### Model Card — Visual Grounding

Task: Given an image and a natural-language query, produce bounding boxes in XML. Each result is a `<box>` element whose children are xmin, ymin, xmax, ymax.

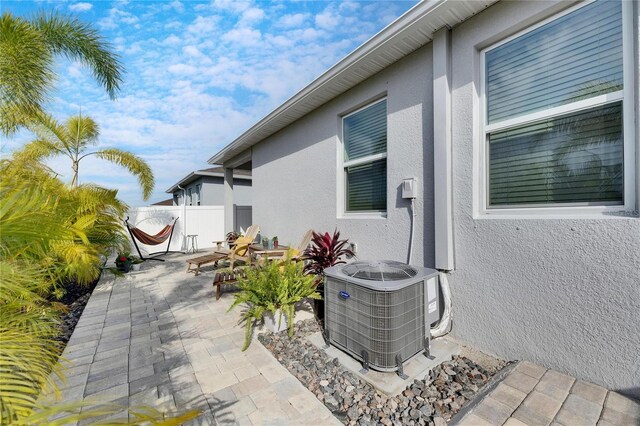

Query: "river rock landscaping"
<box><xmin>258</xmin><ymin>319</ymin><xmax>509</xmax><ymax>425</ymax></box>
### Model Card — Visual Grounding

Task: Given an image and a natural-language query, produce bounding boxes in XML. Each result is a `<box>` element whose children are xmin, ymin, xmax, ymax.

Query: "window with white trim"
<box><xmin>195</xmin><ymin>184</ymin><xmax>201</xmax><ymax>206</ymax></box>
<box><xmin>481</xmin><ymin>0</ymin><xmax>634</xmax><ymax>211</ymax></box>
<box><xmin>342</xmin><ymin>99</ymin><xmax>387</xmax><ymax>213</ymax></box>
<box><xmin>187</xmin><ymin>188</ymin><xmax>192</xmax><ymax>206</ymax></box>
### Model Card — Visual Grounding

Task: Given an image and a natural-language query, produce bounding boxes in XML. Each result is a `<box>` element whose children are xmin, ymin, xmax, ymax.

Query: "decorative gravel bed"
<box><xmin>258</xmin><ymin>319</ymin><xmax>509</xmax><ymax>425</ymax></box>
<box><xmin>52</xmin><ymin>273</ymin><xmax>102</xmax><ymax>344</ymax></box>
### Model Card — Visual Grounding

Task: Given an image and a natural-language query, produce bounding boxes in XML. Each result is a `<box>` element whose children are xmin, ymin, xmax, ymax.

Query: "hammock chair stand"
<box><xmin>125</xmin><ymin>217</ymin><xmax>180</xmax><ymax>262</ymax></box>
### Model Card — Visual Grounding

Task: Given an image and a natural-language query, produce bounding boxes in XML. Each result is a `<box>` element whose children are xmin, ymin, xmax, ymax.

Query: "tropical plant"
<box><xmin>18</xmin><ymin>112</ymin><xmax>154</xmax><ymax>200</ymax></box>
<box><xmin>0</xmin><ymin>10</ymin><xmax>124</xmax><ymax>135</ymax></box>
<box><xmin>228</xmin><ymin>253</ymin><xmax>321</xmax><ymax>350</ymax></box>
<box><xmin>303</xmin><ymin>230</ymin><xmax>354</xmax><ymax>278</ymax></box>
<box><xmin>0</xmin><ymin>158</ymin><xmax>197</xmax><ymax>424</ymax></box>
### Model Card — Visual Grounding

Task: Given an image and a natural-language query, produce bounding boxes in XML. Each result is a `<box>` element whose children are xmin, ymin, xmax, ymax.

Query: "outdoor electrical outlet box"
<box><xmin>402</xmin><ymin>178</ymin><xmax>418</xmax><ymax>199</ymax></box>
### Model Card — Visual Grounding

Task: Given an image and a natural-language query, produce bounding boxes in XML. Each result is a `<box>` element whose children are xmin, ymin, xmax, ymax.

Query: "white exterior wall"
<box><xmin>252</xmin><ymin>47</ymin><xmax>434</xmax><ymax>262</ymax></box>
<box><xmin>126</xmin><ymin>206</ymin><xmax>225</xmax><ymax>253</ymax></box>
<box><xmin>448</xmin><ymin>0</ymin><xmax>640</xmax><ymax>396</ymax></box>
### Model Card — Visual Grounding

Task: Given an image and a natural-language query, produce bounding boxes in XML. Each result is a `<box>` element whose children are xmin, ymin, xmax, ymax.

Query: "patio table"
<box><xmin>248</xmin><ymin>244</ymin><xmax>290</xmax><ymax>264</ymax></box>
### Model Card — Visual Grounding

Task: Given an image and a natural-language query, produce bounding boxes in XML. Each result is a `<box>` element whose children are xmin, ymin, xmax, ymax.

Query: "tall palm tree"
<box><xmin>0</xmin><ymin>11</ymin><xmax>124</xmax><ymax>135</ymax></box>
<box><xmin>21</xmin><ymin>112</ymin><xmax>155</xmax><ymax>200</ymax></box>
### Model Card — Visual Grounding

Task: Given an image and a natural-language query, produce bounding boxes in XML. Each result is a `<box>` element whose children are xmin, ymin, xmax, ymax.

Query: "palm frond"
<box><xmin>94</xmin><ymin>148</ymin><xmax>155</xmax><ymax>200</ymax></box>
<box><xmin>0</xmin><ymin>12</ymin><xmax>53</xmax><ymax>135</ymax></box>
<box><xmin>66</xmin><ymin>114</ymin><xmax>99</xmax><ymax>149</ymax></box>
<box><xmin>31</xmin><ymin>10</ymin><xmax>124</xmax><ymax>99</ymax></box>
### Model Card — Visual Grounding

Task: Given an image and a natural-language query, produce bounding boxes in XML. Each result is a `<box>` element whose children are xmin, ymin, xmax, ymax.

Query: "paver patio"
<box><xmin>458</xmin><ymin>361</ymin><xmax>640</xmax><ymax>426</ymax></box>
<box><xmin>47</xmin><ymin>253</ymin><xmax>339</xmax><ymax>425</ymax></box>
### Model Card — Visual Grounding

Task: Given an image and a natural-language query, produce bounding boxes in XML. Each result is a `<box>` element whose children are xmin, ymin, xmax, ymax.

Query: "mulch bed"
<box><xmin>259</xmin><ymin>319</ymin><xmax>509</xmax><ymax>425</ymax></box>
<box><xmin>50</xmin><ymin>273</ymin><xmax>102</xmax><ymax>344</ymax></box>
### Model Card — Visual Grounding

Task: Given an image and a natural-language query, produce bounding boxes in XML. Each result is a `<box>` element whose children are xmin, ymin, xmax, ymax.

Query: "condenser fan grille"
<box><xmin>342</xmin><ymin>260</ymin><xmax>417</xmax><ymax>281</ymax></box>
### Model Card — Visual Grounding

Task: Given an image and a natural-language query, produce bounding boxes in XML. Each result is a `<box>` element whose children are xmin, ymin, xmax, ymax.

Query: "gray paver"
<box><xmin>571</xmin><ymin>380</ymin><xmax>608</xmax><ymax>405</ymax></box>
<box><xmin>472</xmin><ymin>396</ymin><xmax>513</xmax><ymax>425</ymax></box>
<box><xmin>503</xmin><ymin>370</ymin><xmax>540</xmax><ymax>394</ymax></box>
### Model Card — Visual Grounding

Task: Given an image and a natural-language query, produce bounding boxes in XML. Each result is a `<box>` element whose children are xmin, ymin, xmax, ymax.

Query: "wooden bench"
<box><xmin>212</xmin><ymin>268</ymin><xmax>247</xmax><ymax>300</ymax></box>
<box><xmin>186</xmin><ymin>252</ymin><xmax>227</xmax><ymax>275</ymax></box>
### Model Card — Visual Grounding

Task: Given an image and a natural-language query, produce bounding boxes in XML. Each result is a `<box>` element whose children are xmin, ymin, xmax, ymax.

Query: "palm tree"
<box><xmin>0</xmin><ymin>11</ymin><xmax>124</xmax><ymax>135</ymax></box>
<box><xmin>21</xmin><ymin>112</ymin><xmax>155</xmax><ymax>200</ymax></box>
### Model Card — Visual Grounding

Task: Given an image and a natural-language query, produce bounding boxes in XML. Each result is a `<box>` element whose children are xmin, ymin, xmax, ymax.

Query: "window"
<box><xmin>342</xmin><ymin>99</ymin><xmax>387</xmax><ymax>214</ymax></box>
<box><xmin>187</xmin><ymin>188</ymin><xmax>192</xmax><ymax>206</ymax></box>
<box><xmin>195</xmin><ymin>184</ymin><xmax>201</xmax><ymax>206</ymax></box>
<box><xmin>481</xmin><ymin>0</ymin><xmax>634</xmax><ymax>213</ymax></box>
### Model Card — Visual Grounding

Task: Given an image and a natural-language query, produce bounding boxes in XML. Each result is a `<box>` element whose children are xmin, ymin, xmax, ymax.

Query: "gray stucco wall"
<box><xmin>172</xmin><ymin>176</ymin><xmax>252</xmax><ymax>206</ymax></box>
<box><xmin>449</xmin><ymin>0</ymin><xmax>640</xmax><ymax>397</ymax></box>
<box><xmin>244</xmin><ymin>0</ymin><xmax>639</xmax><ymax>397</ymax></box>
<box><xmin>251</xmin><ymin>47</ymin><xmax>434</xmax><ymax>263</ymax></box>
<box><xmin>201</xmin><ymin>176</ymin><xmax>252</xmax><ymax>207</ymax></box>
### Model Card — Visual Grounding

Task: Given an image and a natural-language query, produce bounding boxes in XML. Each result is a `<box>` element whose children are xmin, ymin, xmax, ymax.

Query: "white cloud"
<box><xmin>222</xmin><ymin>27</ymin><xmax>261</xmax><ymax>46</ymax></box>
<box><xmin>98</xmin><ymin>7</ymin><xmax>140</xmax><ymax>30</ymax></box>
<box><xmin>169</xmin><ymin>0</ymin><xmax>184</xmax><ymax>13</ymax></box>
<box><xmin>168</xmin><ymin>64</ymin><xmax>198</xmax><ymax>76</ymax></box>
<box><xmin>277</xmin><ymin>13</ymin><xmax>308</xmax><ymax>28</ymax></box>
<box><xmin>182</xmin><ymin>45</ymin><xmax>201</xmax><ymax>57</ymax></box>
<box><xmin>67</xmin><ymin>64</ymin><xmax>84</xmax><ymax>78</ymax></box>
<box><xmin>211</xmin><ymin>0</ymin><xmax>250</xmax><ymax>14</ymax></box>
<box><xmin>162</xmin><ymin>35</ymin><xmax>182</xmax><ymax>46</ymax></box>
<box><xmin>187</xmin><ymin>15</ymin><xmax>219</xmax><ymax>34</ymax></box>
<box><xmin>69</xmin><ymin>2</ymin><xmax>93</xmax><ymax>12</ymax></box>
<box><xmin>239</xmin><ymin>7</ymin><xmax>265</xmax><ymax>26</ymax></box>
<box><xmin>315</xmin><ymin>11</ymin><xmax>339</xmax><ymax>30</ymax></box>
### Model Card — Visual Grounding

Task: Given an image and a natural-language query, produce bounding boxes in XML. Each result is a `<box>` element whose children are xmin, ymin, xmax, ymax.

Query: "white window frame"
<box><xmin>187</xmin><ymin>188</ymin><xmax>193</xmax><ymax>206</ymax></box>
<box><xmin>195</xmin><ymin>184</ymin><xmax>201</xmax><ymax>206</ymax></box>
<box><xmin>337</xmin><ymin>97</ymin><xmax>388</xmax><ymax>219</ymax></box>
<box><xmin>476</xmin><ymin>0</ymin><xmax>636</xmax><ymax>219</ymax></box>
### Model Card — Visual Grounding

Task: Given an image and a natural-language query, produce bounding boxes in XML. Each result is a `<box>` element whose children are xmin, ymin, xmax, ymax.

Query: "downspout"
<box><xmin>431</xmin><ymin>27</ymin><xmax>454</xmax><ymax>339</ymax></box>
<box><xmin>177</xmin><ymin>184</ymin><xmax>187</xmax><ymax>251</ymax></box>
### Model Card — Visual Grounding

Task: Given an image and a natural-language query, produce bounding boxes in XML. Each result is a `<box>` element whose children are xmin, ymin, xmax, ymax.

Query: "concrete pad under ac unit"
<box><xmin>307</xmin><ymin>333</ymin><xmax>460</xmax><ymax>396</ymax></box>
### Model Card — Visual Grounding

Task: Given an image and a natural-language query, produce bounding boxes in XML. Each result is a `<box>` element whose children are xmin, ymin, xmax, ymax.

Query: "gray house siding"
<box><xmin>448</xmin><ymin>0</ymin><xmax>640</xmax><ymax>396</ymax></box>
<box><xmin>252</xmin><ymin>46</ymin><xmax>434</xmax><ymax>260</ymax></box>
<box><xmin>200</xmin><ymin>176</ymin><xmax>252</xmax><ymax>206</ymax></box>
<box><xmin>230</xmin><ymin>0</ymin><xmax>639</xmax><ymax>396</ymax></box>
<box><xmin>172</xmin><ymin>176</ymin><xmax>252</xmax><ymax>206</ymax></box>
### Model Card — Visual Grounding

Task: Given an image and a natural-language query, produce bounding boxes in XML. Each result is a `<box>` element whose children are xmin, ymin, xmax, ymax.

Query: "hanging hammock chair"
<box><xmin>124</xmin><ymin>216</ymin><xmax>179</xmax><ymax>261</ymax></box>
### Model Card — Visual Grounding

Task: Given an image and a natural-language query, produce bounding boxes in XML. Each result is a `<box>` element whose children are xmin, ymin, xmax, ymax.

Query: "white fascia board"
<box><xmin>165</xmin><ymin>171</ymin><xmax>251</xmax><ymax>193</ymax></box>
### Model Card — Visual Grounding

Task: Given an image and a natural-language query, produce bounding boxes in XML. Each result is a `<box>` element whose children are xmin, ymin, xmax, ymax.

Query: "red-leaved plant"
<box><xmin>303</xmin><ymin>230</ymin><xmax>354</xmax><ymax>278</ymax></box>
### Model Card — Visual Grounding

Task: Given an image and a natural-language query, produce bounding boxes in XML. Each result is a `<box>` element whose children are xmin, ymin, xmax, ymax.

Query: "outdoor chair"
<box><xmin>186</xmin><ymin>229</ymin><xmax>258</xmax><ymax>275</ymax></box>
<box><xmin>213</xmin><ymin>224</ymin><xmax>260</xmax><ymax>253</ymax></box>
<box><xmin>210</xmin><ymin>230</ymin><xmax>313</xmax><ymax>300</ymax></box>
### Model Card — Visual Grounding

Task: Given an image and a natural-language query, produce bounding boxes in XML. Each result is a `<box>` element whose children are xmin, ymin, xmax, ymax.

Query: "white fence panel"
<box><xmin>125</xmin><ymin>206</ymin><xmax>225</xmax><ymax>255</ymax></box>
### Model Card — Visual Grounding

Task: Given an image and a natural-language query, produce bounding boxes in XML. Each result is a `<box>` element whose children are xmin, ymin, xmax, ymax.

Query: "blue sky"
<box><xmin>2</xmin><ymin>0</ymin><xmax>418</xmax><ymax>206</ymax></box>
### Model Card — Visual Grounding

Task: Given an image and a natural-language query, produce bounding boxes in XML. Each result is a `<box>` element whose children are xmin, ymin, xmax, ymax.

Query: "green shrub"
<box><xmin>228</xmin><ymin>253</ymin><xmax>321</xmax><ymax>350</ymax></box>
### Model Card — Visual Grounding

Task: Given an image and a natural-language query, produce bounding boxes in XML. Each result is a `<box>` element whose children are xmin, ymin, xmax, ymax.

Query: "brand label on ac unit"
<box><xmin>339</xmin><ymin>291</ymin><xmax>350</xmax><ymax>300</ymax></box>
<box><xmin>428</xmin><ymin>301</ymin><xmax>437</xmax><ymax>313</ymax></box>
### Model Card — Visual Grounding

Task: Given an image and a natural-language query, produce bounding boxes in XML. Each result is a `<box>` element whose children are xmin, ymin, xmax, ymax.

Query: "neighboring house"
<box><xmin>166</xmin><ymin>167</ymin><xmax>252</xmax><ymax>207</ymax></box>
<box><xmin>166</xmin><ymin>167</ymin><xmax>253</xmax><ymax>232</ymax></box>
<box><xmin>151</xmin><ymin>198</ymin><xmax>173</xmax><ymax>206</ymax></box>
<box><xmin>208</xmin><ymin>0</ymin><xmax>639</xmax><ymax>396</ymax></box>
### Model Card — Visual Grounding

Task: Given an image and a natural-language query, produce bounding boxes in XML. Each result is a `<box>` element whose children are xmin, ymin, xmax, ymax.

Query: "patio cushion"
<box><xmin>233</xmin><ymin>236</ymin><xmax>253</xmax><ymax>256</ymax></box>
